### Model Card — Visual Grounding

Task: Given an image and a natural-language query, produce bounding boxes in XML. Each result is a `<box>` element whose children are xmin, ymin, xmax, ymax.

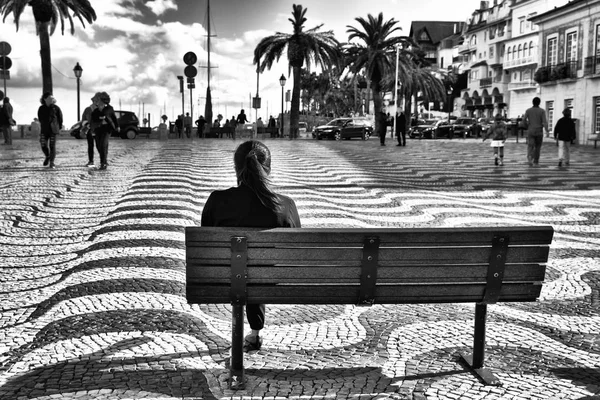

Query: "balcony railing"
<box><xmin>584</xmin><ymin>55</ymin><xmax>600</xmax><ymax>76</ymax></box>
<box><xmin>480</xmin><ymin>77</ymin><xmax>493</xmax><ymax>88</ymax></box>
<box><xmin>503</xmin><ymin>54</ymin><xmax>537</xmax><ymax>69</ymax></box>
<box><xmin>508</xmin><ymin>80</ymin><xmax>536</xmax><ymax>90</ymax></box>
<box><xmin>534</xmin><ymin>61</ymin><xmax>578</xmax><ymax>83</ymax></box>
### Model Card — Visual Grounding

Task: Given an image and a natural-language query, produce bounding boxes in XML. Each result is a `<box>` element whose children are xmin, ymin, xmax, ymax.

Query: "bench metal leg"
<box><xmin>229</xmin><ymin>304</ymin><xmax>245</xmax><ymax>389</ymax></box>
<box><xmin>460</xmin><ymin>304</ymin><xmax>502</xmax><ymax>386</ymax></box>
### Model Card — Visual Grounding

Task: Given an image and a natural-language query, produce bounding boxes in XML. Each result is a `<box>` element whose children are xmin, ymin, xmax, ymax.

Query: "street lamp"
<box><xmin>279</xmin><ymin>74</ymin><xmax>286</xmax><ymax>138</ymax></box>
<box><xmin>73</xmin><ymin>62</ymin><xmax>83</xmax><ymax>121</ymax></box>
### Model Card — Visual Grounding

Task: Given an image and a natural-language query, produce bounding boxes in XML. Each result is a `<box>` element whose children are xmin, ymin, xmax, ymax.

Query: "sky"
<box><xmin>0</xmin><ymin>0</ymin><xmax>484</xmax><ymax>128</ymax></box>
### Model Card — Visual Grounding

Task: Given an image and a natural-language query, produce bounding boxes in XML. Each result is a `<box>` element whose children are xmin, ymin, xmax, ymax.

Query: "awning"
<box><xmin>470</xmin><ymin>60</ymin><xmax>488</xmax><ymax>68</ymax></box>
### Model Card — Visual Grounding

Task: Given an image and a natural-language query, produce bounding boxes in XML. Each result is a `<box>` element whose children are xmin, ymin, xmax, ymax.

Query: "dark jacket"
<box><xmin>484</xmin><ymin>121</ymin><xmax>507</xmax><ymax>141</ymax></box>
<box><xmin>201</xmin><ymin>184</ymin><xmax>300</xmax><ymax>228</ymax></box>
<box><xmin>38</xmin><ymin>104</ymin><xmax>63</xmax><ymax>135</ymax></box>
<box><xmin>553</xmin><ymin>116</ymin><xmax>576</xmax><ymax>142</ymax></box>
<box><xmin>91</xmin><ymin>105</ymin><xmax>118</xmax><ymax>135</ymax></box>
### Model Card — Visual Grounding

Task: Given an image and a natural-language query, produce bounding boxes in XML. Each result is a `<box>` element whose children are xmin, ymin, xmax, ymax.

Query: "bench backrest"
<box><xmin>186</xmin><ymin>226</ymin><xmax>553</xmax><ymax>306</ymax></box>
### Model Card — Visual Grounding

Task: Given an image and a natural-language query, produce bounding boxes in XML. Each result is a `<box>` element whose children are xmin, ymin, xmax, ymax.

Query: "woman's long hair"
<box><xmin>234</xmin><ymin>140</ymin><xmax>281</xmax><ymax>212</ymax></box>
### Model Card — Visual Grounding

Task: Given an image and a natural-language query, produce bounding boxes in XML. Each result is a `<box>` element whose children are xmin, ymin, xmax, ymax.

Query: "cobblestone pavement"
<box><xmin>0</xmin><ymin>135</ymin><xmax>599</xmax><ymax>400</ymax></box>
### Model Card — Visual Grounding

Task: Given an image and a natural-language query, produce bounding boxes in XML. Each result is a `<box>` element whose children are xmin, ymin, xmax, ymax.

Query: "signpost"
<box><xmin>0</xmin><ymin>42</ymin><xmax>12</xmax><ymax>95</ymax></box>
<box><xmin>183</xmin><ymin>52</ymin><xmax>198</xmax><ymax>138</ymax></box>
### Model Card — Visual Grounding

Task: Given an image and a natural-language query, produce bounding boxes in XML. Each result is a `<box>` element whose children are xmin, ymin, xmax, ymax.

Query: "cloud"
<box><xmin>144</xmin><ymin>0</ymin><xmax>178</xmax><ymax>17</ymax></box>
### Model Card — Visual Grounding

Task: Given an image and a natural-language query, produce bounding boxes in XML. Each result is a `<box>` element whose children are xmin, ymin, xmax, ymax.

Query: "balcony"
<box><xmin>458</xmin><ymin>43</ymin><xmax>475</xmax><ymax>54</ymax></box>
<box><xmin>534</xmin><ymin>61</ymin><xmax>578</xmax><ymax>84</ymax></box>
<box><xmin>508</xmin><ymin>80</ymin><xmax>537</xmax><ymax>91</ymax></box>
<box><xmin>480</xmin><ymin>77</ymin><xmax>493</xmax><ymax>88</ymax></box>
<box><xmin>584</xmin><ymin>56</ymin><xmax>600</xmax><ymax>76</ymax></box>
<box><xmin>503</xmin><ymin>54</ymin><xmax>537</xmax><ymax>69</ymax></box>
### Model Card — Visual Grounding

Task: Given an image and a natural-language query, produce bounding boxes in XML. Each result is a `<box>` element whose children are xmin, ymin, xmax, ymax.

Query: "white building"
<box><xmin>530</xmin><ymin>0</ymin><xmax>600</xmax><ymax>143</ymax></box>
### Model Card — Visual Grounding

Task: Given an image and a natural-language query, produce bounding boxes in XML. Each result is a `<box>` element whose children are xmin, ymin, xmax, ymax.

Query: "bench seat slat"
<box><xmin>186</xmin><ymin>226</ymin><xmax>554</xmax><ymax>246</ymax></box>
<box><xmin>187</xmin><ymin>245</ymin><xmax>550</xmax><ymax>265</ymax></box>
<box><xmin>186</xmin><ymin>282</ymin><xmax>542</xmax><ymax>304</ymax></box>
<box><xmin>186</xmin><ymin>264</ymin><xmax>546</xmax><ymax>283</ymax></box>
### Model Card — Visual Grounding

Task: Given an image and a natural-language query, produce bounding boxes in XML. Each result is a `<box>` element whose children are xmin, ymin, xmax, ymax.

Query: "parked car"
<box><xmin>426</xmin><ymin>120</ymin><xmax>455</xmax><ymax>139</ymax></box>
<box><xmin>298</xmin><ymin>122</ymin><xmax>308</xmax><ymax>135</ymax></box>
<box><xmin>477</xmin><ymin>117</ymin><xmax>495</xmax><ymax>136</ymax></box>
<box><xmin>452</xmin><ymin>117</ymin><xmax>477</xmax><ymax>138</ymax></box>
<box><xmin>409</xmin><ymin>119</ymin><xmax>439</xmax><ymax>139</ymax></box>
<box><xmin>313</xmin><ymin>118</ymin><xmax>373</xmax><ymax>140</ymax></box>
<box><xmin>69</xmin><ymin>110</ymin><xmax>140</xmax><ymax>140</ymax></box>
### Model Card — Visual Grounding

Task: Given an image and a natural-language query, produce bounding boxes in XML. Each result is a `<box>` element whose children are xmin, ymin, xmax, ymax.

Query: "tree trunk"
<box><xmin>290</xmin><ymin>66</ymin><xmax>301</xmax><ymax>139</ymax></box>
<box><xmin>371</xmin><ymin>80</ymin><xmax>384</xmax><ymax>136</ymax></box>
<box><xmin>39</xmin><ymin>21</ymin><xmax>53</xmax><ymax>94</ymax></box>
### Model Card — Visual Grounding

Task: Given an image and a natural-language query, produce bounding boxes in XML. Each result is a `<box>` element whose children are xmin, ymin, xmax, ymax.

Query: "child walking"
<box><xmin>483</xmin><ymin>114</ymin><xmax>507</xmax><ymax>166</ymax></box>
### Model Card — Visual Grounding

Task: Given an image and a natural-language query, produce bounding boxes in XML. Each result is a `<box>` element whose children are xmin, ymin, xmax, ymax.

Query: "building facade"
<box><xmin>530</xmin><ymin>0</ymin><xmax>600</xmax><ymax>143</ymax></box>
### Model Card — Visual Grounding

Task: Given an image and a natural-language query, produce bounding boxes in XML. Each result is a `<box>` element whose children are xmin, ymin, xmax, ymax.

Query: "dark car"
<box><xmin>69</xmin><ymin>110</ymin><xmax>140</xmax><ymax>140</ymax></box>
<box><xmin>409</xmin><ymin>119</ymin><xmax>439</xmax><ymax>139</ymax></box>
<box><xmin>313</xmin><ymin>118</ymin><xmax>373</xmax><ymax>140</ymax></box>
<box><xmin>425</xmin><ymin>120</ymin><xmax>455</xmax><ymax>139</ymax></box>
<box><xmin>452</xmin><ymin>117</ymin><xmax>477</xmax><ymax>138</ymax></box>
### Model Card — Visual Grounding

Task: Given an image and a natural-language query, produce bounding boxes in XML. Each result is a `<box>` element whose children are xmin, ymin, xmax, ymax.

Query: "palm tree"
<box><xmin>0</xmin><ymin>0</ymin><xmax>96</xmax><ymax>94</ymax></box>
<box><xmin>253</xmin><ymin>4</ymin><xmax>340</xmax><ymax>138</ymax></box>
<box><xmin>345</xmin><ymin>13</ymin><xmax>413</xmax><ymax>136</ymax></box>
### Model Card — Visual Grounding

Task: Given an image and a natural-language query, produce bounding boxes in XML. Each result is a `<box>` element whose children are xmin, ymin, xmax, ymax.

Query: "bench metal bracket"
<box><xmin>358</xmin><ymin>236</ymin><xmax>380</xmax><ymax>306</ymax></box>
<box><xmin>481</xmin><ymin>234</ymin><xmax>509</xmax><ymax>305</ymax></box>
<box><xmin>230</xmin><ymin>236</ymin><xmax>248</xmax><ymax>305</ymax></box>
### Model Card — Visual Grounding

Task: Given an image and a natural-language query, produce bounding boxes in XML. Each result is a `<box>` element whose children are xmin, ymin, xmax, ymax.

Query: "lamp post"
<box><xmin>279</xmin><ymin>74</ymin><xmax>286</xmax><ymax>138</ymax></box>
<box><xmin>73</xmin><ymin>62</ymin><xmax>83</xmax><ymax>121</ymax></box>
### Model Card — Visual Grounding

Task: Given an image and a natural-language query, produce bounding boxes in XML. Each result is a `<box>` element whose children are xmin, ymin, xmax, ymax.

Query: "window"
<box><xmin>519</xmin><ymin>18</ymin><xmax>526</xmax><ymax>34</ymax></box>
<box><xmin>564</xmin><ymin>98</ymin><xmax>573</xmax><ymax>112</ymax></box>
<box><xmin>500</xmin><ymin>44</ymin><xmax>505</xmax><ymax>57</ymax></box>
<box><xmin>547</xmin><ymin>101</ymin><xmax>554</xmax><ymax>133</ymax></box>
<box><xmin>471</xmin><ymin>35</ymin><xmax>477</xmax><ymax>45</ymax></box>
<box><xmin>420</xmin><ymin>31</ymin><xmax>429</xmax><ymax>41</ymax></box>
<box><xmin>547</xmin><ymin>36</ymin><xmax>558</xmax><ymax>66</ymax></box>
<box><xmin>523</xmin><ymin>69</ymin><xmax>531</xmax><ymax>82</ymax></box>
<box><xmin>513</xmin><ymin>45</ymin><xmax>517</xmax><ymax>59</ymax></box>
<box><xmin>518</xmin><ymin>44</ymin><xmax>522</xmax><ymax>59</ymax></box>
<box><xmin>523</xmin><ymin>43</ymin><xmax>528</xmax><ymax>58</ymax></box>
<box><xmin>490</xmin><ymin>46</ymin><xmax>494</xmax><ymax>58</ymax></box>
<box><xmin>507</xmin><ymin>47</ymin><xmax>512</xmax><ymax>61</ymax></box>
<box><xmin>529</xmin><ymin>13</ymin><xmax>538</xmax><ymax>30</ymax></box>
<box><xmin>565</xmin><ymin>30</ymin><xmax>577</xmax><ymax>63</ymax></box>
<box><xmin>595</xmin><ymin>97</ymin><xmax>600</xmax><ymax>133</ymax></box>
<box><xmin>529</xmin><ymin>41</ymin><xmax>534</xmax><ymax>56</ymax></box>
<box><xmin>490</xmin><ymin>27</ymin><xmax>496</xmax><ymax>40</ymax></box>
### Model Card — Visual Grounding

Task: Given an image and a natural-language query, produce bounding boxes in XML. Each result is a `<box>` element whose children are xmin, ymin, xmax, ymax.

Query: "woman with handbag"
<box><xmin>37</xmin><ymin>92</ymin><xmax>63</xmax><ymax>168</ymax></box>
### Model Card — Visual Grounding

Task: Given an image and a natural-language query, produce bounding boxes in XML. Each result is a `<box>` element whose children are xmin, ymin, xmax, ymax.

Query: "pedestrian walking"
<box><xmin>522</xmin><ymin>97</ymin><xmax>548</xmax><ymax>166</ymax></box>
<box><xmin>37</xmin><ymin>92</ymin><xmax>63</xmax><ymax>168</ymax></box>
<box><xmin>378</xmin><ymin>111</ymin><xmax>387</xmax><ymax>146</ymax></box>
<box><xmin>184</xmin><ymin>113</ymin><xmax>192</xmax><ymax>138</ymax></box>
<box><xmin>230</xmin><ymin>115</ymin><xmax>238</xmax><ymax>139</ymax></box>
<box><xmin>175</xmin><ymin>115</ymin><xmax>183</xmax><ymax>138</ymax></box>
<box><xmin>482</xmin><ymin>114</ymin><xmax>507</xmax><ymax>166</ymax></box>
<box><xmin>81</xmin><ymin>97</ymin><xmax>96</xmax><ymax>167</ymax></box>
<box><xmin>90</xmin><ymin>92</ymin><xmax>118</xmax><ymax>170</ymax></box>
<box><xmin>396</xmin><ymin>112</ymin><xmax>406</xmax><ymax>146</ymax></box>
<box><xmin>554</xmin><ymin>108</ymin><xmax>577</xmax><ymax>167</ymax></box>
<box><xmin>1</xmin><ymin>97</ymin><xmax>15</xmax><ymax>145</ymax></box>
<box><xmin>201</xmin><ymin>140</ymin><xmax>301</xmax><ymax>353</ymax></box>
<box><xmin>195</xmin><ymin>115</ymin><xmax>206</xmax><ymax>138</ymax></box>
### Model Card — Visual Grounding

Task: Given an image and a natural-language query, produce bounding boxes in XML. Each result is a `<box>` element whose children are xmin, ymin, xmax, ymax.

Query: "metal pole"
<box><xmin>190</xmin><ymin>85</ymin><xmax>193</xmax><ymax>138</ymax></box>
<box><xmin>76</xmin><ymin>77</ymin><xmax>81</xmax><ymax>121</ymax></box>
<box><xmin>393</xmin><ymin>44</ymin><xmax>399</xmax><ymax>138</ymax></box>
<box><xmin>281</xmin><ymin>85</ymin><xmax>284</xmax><ymax>138</ymax></box>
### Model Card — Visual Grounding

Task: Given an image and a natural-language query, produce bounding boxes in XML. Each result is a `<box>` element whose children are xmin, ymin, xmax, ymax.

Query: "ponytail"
<box><xmin>234</xmin><ymin>140</ymin><xmax>281</xmax><ymax>212</ymax></box>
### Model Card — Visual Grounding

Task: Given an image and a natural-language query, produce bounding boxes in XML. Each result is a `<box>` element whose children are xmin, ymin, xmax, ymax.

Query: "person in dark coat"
<box><xmin>90</xmin><ymin>92</ymin><xmax>118</xmax><ymax>170</ymax></box>
<box><xmin>553</xmin><ymin>108</ymin><xmax>577</xmax><ymax>167</ymax></box>
<box><xmin>201</xmin><ymin>140</ymin><xmax>301</xmax><ymax>352</ymax></box>
<box><xmin>37</xmin><ymin>92</ymin><xmax>63</xmax><ymax>168</ymax></box>
<box><xmin>396</xmin><ymin>112</ymin><xmax>406</xmax><ymax>146</ymax></box>
<box><xmin>195</xmin><ymin>115</ymin><xmax>206</xmax><ymax>138</ymax></box>
<box><xmin>81</xmin><ymin>98</ymin><xmax>96</xmax><ymax>167</ymax></box>
<box><xmin>1</xmin><ymin>97</ymin><xmax>14</xmax><ymax>145</ymax></box>
<box><xmin>377</xmin><ymin>111</ymin><xmax>387</xmax><ymax>146</ymax></box>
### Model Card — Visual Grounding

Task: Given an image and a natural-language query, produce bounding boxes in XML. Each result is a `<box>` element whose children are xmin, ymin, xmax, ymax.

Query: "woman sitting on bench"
<box><xmin>201</xmin><ymin>140</ymin><xmax>301</xmax><ymax>352</ymax></box>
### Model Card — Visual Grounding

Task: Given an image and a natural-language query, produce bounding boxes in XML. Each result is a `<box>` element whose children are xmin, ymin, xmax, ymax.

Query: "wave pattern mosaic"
<box><xmin>1</xmin><ymin>138</ymin><xmax>599</xmax><ymax>399</ymax></box>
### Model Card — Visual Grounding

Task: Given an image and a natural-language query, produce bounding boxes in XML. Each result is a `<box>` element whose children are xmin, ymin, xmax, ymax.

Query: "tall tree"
<box><xmin>253</xmin><ymin>4</ymin><xmax>340</xmax><ymax>138</ymax></box>
<box><xmin>345</xmin><ymin>13</ymin><xmax>412</xmax><ymax>136</ymax></box>
<box><xmin>0</xmin><ymin>0</ymin><xmax>96</xmax><ymax>94</ymax></box>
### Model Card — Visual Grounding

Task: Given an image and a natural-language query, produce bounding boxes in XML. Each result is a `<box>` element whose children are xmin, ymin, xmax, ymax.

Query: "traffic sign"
<box><xmin>0</xmin><ymin>56</ymin><xmax>12</xmax><ymax>70</ymax></box>
<box><xmin>0</xmin><ymin>70</ymin><xmax>10</xmax><ymax>79</ymax></box>
<box><xmin>183</xmin><ymin>51</ymin><xmax>197</xmax><ymax>66</ymax></box>
<box><xmin>184</xmin><ymin>65</ymin><xmax>197</xmax><ymax>78</ymax></box>
<box><xmin>0</xmin><ymin>42</ymin><xmax>11</xmax><ymax>56</ymax></box>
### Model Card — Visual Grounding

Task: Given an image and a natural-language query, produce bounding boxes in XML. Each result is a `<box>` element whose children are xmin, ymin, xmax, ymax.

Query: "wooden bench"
<box><xmin>186</xmin><ymin>226</ymin><xmax>554</xmax><ymax>389</ymax></box>
<box><xmin>588</xmin><ymin>135</ymin><xmax>599</xmax><ymax>148</ymax></box>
